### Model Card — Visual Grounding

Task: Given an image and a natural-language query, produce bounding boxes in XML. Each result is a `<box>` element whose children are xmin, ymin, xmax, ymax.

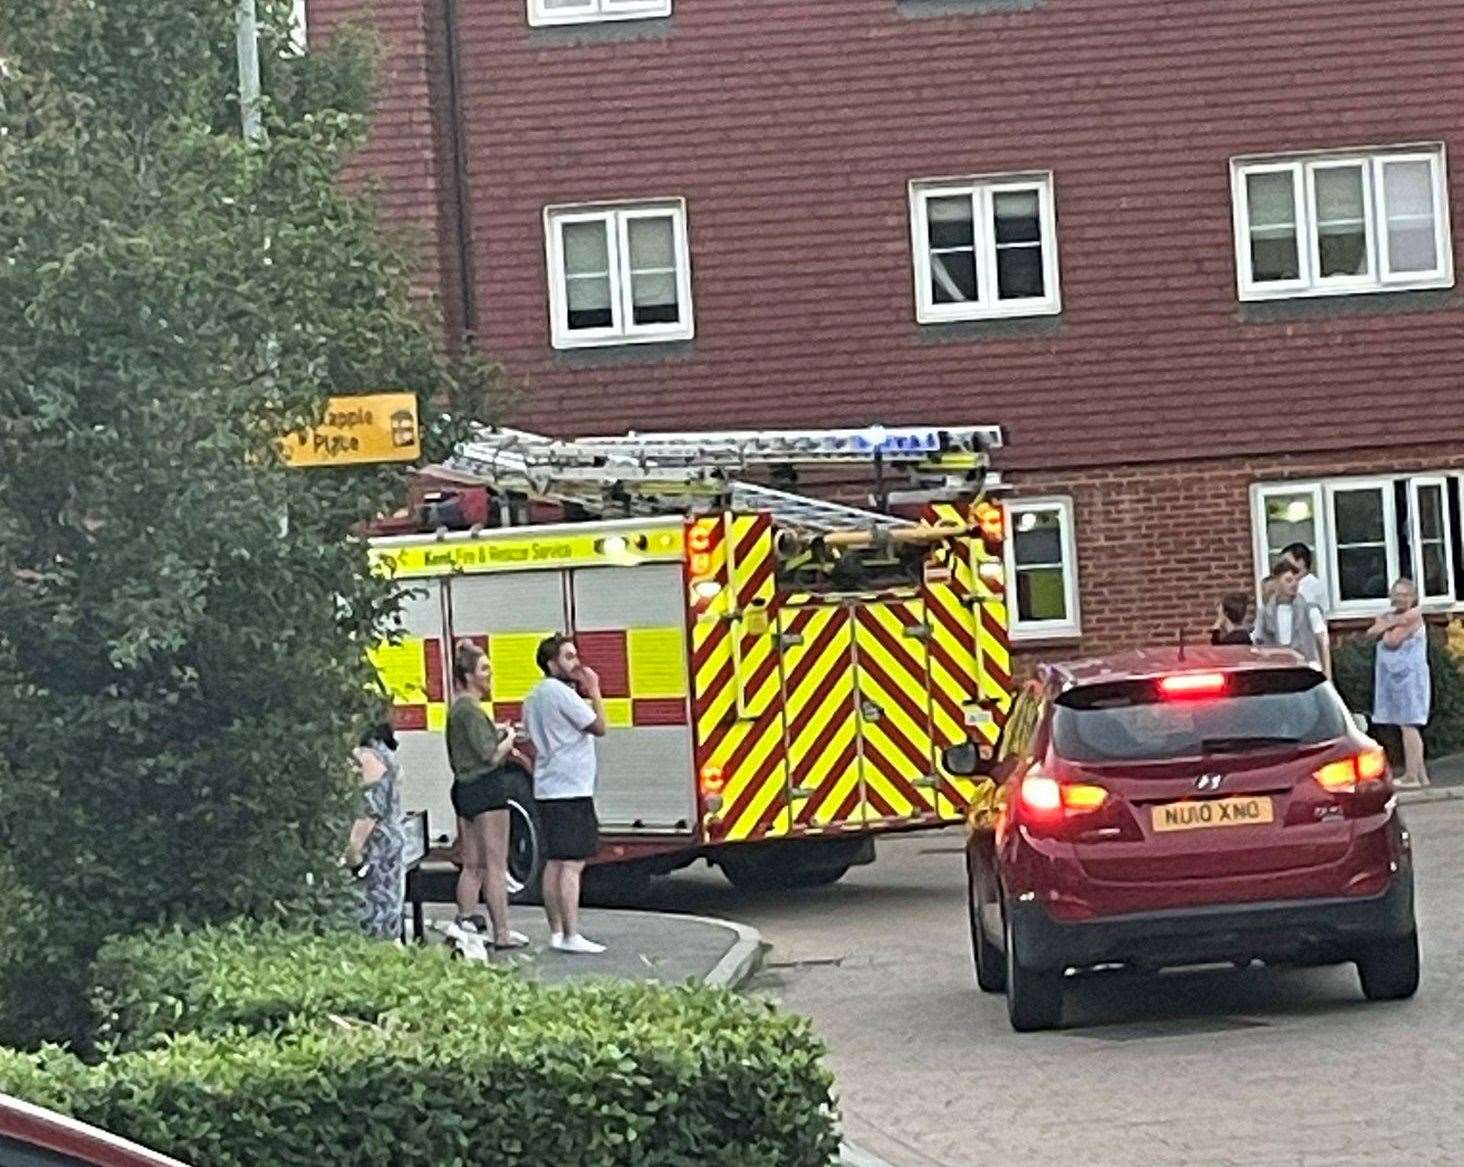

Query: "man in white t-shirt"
<box><xmin>523</xmin><ymin>634</ymin><xmax>608</xmax><ymax>954</ymax></box>
<box><xmin>1281</xmin><ymin>542</ymin><xmax>1332</xmax><ymax>676</ymax></box>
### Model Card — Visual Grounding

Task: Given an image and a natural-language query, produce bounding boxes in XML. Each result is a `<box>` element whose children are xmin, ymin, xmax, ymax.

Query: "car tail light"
<box><xmin>1017</xmin><ymin>771</ymin><xmax>1109</xmax><ymax>828</ymax></box>
<box><xmin>1158</xmin><ymin>672</ymin><xmax>1228</xmax><ymax>699</ymax></box>
<box><xmin>1314</xmin><ymin>747</ymin><xmax>1389</xmax><ymax>793</ymax></box>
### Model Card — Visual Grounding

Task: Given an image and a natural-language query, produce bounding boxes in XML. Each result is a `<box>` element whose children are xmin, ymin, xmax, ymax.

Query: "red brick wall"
<box><xmin>307</xmin><ymin>0</ymin><xmax>458</xmax><ymax>316</ymax></box>
<box><xmin>429</xmin><ymin>0</ymin><xmax>1464</xmax><ymax>471</ymax></box>
<box><xmin>1008</xmin><ymin>440</ymin><xmax>1464</xmax><ymax>667</ymax></box>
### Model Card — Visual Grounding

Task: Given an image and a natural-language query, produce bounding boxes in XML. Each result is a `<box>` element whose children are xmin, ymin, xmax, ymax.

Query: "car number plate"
<box><xmin>1152</xmin><ymin>796</ymin><xmax>1273</xmax><ymax>832</ymax></box>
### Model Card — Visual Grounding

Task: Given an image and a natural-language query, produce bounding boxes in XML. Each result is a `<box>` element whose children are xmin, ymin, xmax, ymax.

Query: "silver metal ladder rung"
<box><xmin>729</xmin><ymin>482</ymin><xmax>900</xmax><ymax>534</ymax></box>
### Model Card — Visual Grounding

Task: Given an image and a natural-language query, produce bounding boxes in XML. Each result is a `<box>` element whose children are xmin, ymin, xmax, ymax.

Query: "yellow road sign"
<box><xmin>281</xmin><ymin>393</ymin><xmax>420</xmax><ymax>467</ymax></box>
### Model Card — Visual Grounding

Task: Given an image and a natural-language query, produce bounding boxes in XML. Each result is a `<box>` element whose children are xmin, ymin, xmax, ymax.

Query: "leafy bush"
<box><xmin>1331</xmin><ymin>626</ymin><xmax>1464</xmax><ymax>759</ymax></box>
<box><xmin>0</xmin><ymin>923</ymin><xmax>840</xmax><ymax>1167</ymax></box>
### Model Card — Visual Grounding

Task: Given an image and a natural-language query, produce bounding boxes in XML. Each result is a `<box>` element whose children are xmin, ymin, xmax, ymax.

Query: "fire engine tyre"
<box><xmin>718</xmin><ymin>853</ymin><xmax>853</xmax><ymax>891</ymax></box>
<box><xmin>503</xmin><ymin>769</ymin><xmax>545</xmax><ymax>906</ymax></box>
<box><xmin>1004</xmin><ymin>911</ymin><xmax>1064</xmax><ymax>1032</ymax></box>
<box><xmin>966</xmin><ymin>854</ymin><xmax>1005</xmax><ymax>994</ymax></box>
<box><xmin>1355</xmin><ymin>930</ymin><xmax>1421</xmax><ymax>1002</ymax></box>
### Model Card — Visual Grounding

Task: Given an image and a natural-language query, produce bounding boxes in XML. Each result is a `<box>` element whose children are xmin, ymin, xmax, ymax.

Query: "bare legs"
<box><xmin>480</xmin><ymin>808</ymin><xmax>513</xmax><ymax>940</ymax></box>
<box><xmin>542</xmin><ymin>859</ymin><xmax>583</xmax><ymax>939</ymax></box>
<box><xmin>1401</xmin><ymin>726</ymin><xmax>1429</xmax><ymax>786</ymax></box>
<box><xmin>455</xmin><ymin>814</ymin><xmax>488</xmax><ymax>922</ymax></box>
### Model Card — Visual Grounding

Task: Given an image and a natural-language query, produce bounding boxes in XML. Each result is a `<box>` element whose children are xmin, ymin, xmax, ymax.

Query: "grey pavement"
<box><xmin>637</xmin><ymin>801</ymin><xmax>1464</xmax><ymax>1167</ymax></box>
<box><xmin>416</xmin><ymin>902</ymin><xmax>765</xmax><ymax>989</ymax></box>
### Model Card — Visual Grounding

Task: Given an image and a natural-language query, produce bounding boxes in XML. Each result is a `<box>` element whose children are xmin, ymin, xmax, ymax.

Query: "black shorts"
<box><xmin>451</xmin><ymin>772</ymin><xmax>507</xmax><ymax>820</ymax></box>
<box><xmin>539</xmin><ymin>797</ymin><xmax>600</xmax><ymax>861</ymax></box>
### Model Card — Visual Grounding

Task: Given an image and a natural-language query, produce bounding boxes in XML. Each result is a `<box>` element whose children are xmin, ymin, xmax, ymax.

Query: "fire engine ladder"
<box><xmin>442</xmin><ymin>423</ymin><xmax>1002</xmax><ymax>537</ymax></box>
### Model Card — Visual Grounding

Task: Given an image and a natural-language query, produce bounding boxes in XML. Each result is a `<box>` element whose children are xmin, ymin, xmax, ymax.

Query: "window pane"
<box><xmin>927</xmin><ymin>196</ymin><xmax>975</xmax><ymax>249</ymax></box>
<box><xmin>1383</xmin><ymin>160</ymin><xmax>1438</xmax><ymax>274</ymax></box>
<box><xmin>1333</xmin><ymin>487</ymin><xmax>1385</xmax><ymax>544</ymax></box>
<box><xmin>1246</xmin><ymin>170</ymin><xmax>1300</xmax><ymax>282</ymax></box>
<box><xmin>627</xmin><ymin>216</ymin><xmax>680</xmax><ymax>325</ymax></box>
<box><xmin>996</xmin><ymin>246</ymin><xmax>1044</xmax><ymax>299</ymax></box>
<box><xmin>563</xmin><ymin>220</ymin><xmax>610</xmax><ymax>277</ymax></box>
<box><xmin>1013</xmin><ymin>509</ymin><xmax>1063</xmax><ymax>566</ymax></box>
<box><xmin>1016</xmin><ymin>567</ymin><xmax>1068</xmax><ymax>622</ymax></box>
<box><xmin>1337</xmin><ymin>546</ymin><xmax>1390</xmax><ymax>602</ymax></box>
<box><xmin>993</xmin><ymin>191</ymin><xmax>1041</xmax><ymax>245</ymax></box>
<box><xmin>1417</xmin><ymin>483</ymin><xmax>1446</xmax><ymax>541</ymax></box>
<box><xmin>566</xmin><ymin>275</ymin><xmax>613</xmax><ymax>329</ymax></box>
<box><xmin>930</xmin><ymin>252</ymin><xmax>977</xmax><ymax>304</ymax></box>
<box><xmin>1263</xmin><ymin>491</ymin><xmax>1317</xmax><ymax>564</ymax></box>
<box><xmin>1313</xmin><ymin>166</ymin><xmax>1369</xmax><ymax>278</ymax></box>
<box><xmin>627</xmin><ymin>215</ymin><xmax>675</xmax><ymax>271</ymax></box>
<box><xmin>1423</xmin><ymin>542</ymin><xmax>1449</xmax><ymax>598</ymax></box>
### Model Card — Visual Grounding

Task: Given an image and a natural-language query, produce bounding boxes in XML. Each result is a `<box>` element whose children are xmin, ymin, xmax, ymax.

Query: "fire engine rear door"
<box><xmin>446</xmin><ymin>569</ymin><xmax>569</xmax><ymax>725</ymax></box>
<box><xmin>850</xmin><ymin>598</ymin><xmax>943</xmax><ymax>826</ymax></box>
<box><xmin>570</xmin><ymin>563</ymin><xmax>696</xmax><ymax>833</ymax></box>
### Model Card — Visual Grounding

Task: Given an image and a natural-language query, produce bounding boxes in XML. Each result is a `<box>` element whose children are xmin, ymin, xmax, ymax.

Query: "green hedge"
<box><xmin>1332</xmin><ymin>628</ymin><xmax>1464</xmax><ymax>759</ymax></box>
<box><xmin>0</xmin><ymin>922</ymin><xmax>839</xmax><ymax>1167</ymax></box>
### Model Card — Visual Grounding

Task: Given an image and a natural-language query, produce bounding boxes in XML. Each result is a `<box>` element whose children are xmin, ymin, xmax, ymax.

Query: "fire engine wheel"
<box><xmin>719</xmin><ymin>853</ymin><xmax>852</xmax><ymax>891</ymax></box>
<box><xmin>503</xmin><ymin>769</ymin><xmax>545</xmax><ymax>906</ymax></box>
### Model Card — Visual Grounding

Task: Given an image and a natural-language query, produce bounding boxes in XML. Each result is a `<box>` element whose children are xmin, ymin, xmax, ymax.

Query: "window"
<box><xmin>1004</xmin><ymin>498</ymin><xmax>1079</xmax><ymax>639</ymax></box>
<box><xmin>910</xmin><ymin>174</ymin><xmax>1061</xmax><ymax>323</ymax></box>
<box><xmin>544</xmin><ymin>201</ymin><xmax>693</xmax><ymax>349</ymax></box>
<box><xmin>529</xmin><ymin>0</ymin><xmax>670</xmax><ymax>26</ymax></box>
<box><xmin>1410</xmin><ymin>477</ymin><xmax>1456</xmax><ymax>605</ymax></box>
<box><xmin>1251</xmin><ymin>474</ymin><xmax>1461</xmax><ymax>615</ymax></box>
<box><xmin>1232</xmin><ymin>145</ymin><xmax>1452</xmax><ymax>300</ymax></box>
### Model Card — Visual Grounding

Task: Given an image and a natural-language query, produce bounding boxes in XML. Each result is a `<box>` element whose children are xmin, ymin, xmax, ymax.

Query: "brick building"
<box><xmin>305</xmin><ymin>0</ymin><xmax>1464</xmax><ymax>662</ymax></box>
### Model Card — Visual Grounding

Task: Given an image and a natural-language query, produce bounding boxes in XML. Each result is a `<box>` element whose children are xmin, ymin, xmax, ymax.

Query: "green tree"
<box><xmin>0</xmin><ymin>0</ymin><xmax>505</xmax><ymax>1047</ymax></box>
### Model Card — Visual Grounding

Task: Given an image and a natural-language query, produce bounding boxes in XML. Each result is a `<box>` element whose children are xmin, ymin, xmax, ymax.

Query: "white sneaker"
<box><xmin>550</xmin><ymin>931</ymin><xmax>565</xmax><ymax>948</ymax></box>
<box><xmin>556</xmin><ymin>934</ymin><xmax>606</xmax><ymax>955</ymax></box>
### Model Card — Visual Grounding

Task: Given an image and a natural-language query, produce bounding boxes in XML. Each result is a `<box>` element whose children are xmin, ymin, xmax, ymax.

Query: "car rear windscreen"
<box><xmin>1052</xmin><ymin>669</ymin><xmax>1350</xmax><ymax>763</ymax></box>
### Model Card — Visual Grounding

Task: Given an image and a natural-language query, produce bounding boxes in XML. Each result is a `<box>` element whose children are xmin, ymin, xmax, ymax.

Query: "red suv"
<box><xmin>0</xmin><ymin>1092</ymin><xmax>189</xmax><ymax>1166</ymax></box>
<box><xmin>953</xmin><ymin>646</ymin><xmax>1419</xmax><ymax>1032</ymax></box>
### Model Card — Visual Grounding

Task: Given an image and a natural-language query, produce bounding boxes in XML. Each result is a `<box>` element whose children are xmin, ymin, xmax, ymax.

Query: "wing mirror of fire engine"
<box><xmin>941</xmin><ymin>741</ymin><xmax>991</xmax><ymax>778</ymax></box>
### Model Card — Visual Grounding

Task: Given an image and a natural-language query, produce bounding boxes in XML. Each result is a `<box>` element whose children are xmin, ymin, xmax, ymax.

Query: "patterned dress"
<box><xmin>359</xmin><ymin>746</ymin><xmax>407</xmax><ymax>940</ymax></box>
<box><xmin>1374</xmin><ymin>626</ymin><xmax>1431</xmax><ymax>729</ymax></box>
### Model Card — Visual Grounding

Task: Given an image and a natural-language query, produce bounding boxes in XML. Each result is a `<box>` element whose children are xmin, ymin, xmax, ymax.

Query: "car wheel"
<box><xmin>502</xmin><ymin>768</ymin><xmax>545</xmax><ymax>906</ymax></box>
<box><xmin>1356</xmin><ymin>930</ymin><xmax>1421</xmax><ymax>1002</ymax></box>
<box><xmin>966</xmin><ymin>852</ymin><xmax>1005</xmax><ymax>993</ymax></box>
<box><xmin>1004</xmin><ymin>909</ymin><xmax>1063</xmax><ymax>1032</ymax></box>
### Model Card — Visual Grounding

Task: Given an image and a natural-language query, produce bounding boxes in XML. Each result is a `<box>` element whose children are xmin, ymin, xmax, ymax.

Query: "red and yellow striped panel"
<box><xmin>853</xmin><ymin>600</ymin><xmax>942</xmax><ymax>826</ymax></box>
<box><xmin>781</xmin><ymin>604</ymin><xmax>863</xmax><ymax>831</ymax></box>
<box><xmin>692</xmin><ymin>514</ymin><xmax>791</xmax><ymax>842</ymax></box>
<box><xmin>371</xmin><ymin>635</ymin><xmax>449</xmax><ymax>732</ymax></box>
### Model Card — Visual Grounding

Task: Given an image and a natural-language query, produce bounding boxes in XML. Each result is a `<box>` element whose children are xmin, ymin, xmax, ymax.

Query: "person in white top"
<box><xmin>1280</xmin><ymin>542</ymin><xmax>1332</xmax><ymax>676</ymax></box>
<box><xmin>523</xmin><ymin>634</ymin><xmax>608</xmax><ymax>955</ymax></box>
<box><xmin>1253</xmin><ymin>560</ymin><xmax>1328</xmax><ymax>670</ymax></box>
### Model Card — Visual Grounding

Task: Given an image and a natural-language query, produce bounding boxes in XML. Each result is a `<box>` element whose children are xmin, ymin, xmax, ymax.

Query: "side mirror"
<box><xmin>1352</xmin><ymin>712</ymin><xmax>1370</xmax><ymax>734</ymax></box>
<box><xmin>942</xmin><ymin>741</ymin><xmax>991</xmax><ymax>778</ymax></box>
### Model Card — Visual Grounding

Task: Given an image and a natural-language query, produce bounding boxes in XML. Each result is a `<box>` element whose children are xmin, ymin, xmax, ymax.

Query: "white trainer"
<box><xmin>557</xmin><ymin>934</ymin><xmax>606</xmax><ymax>955</ymax></box>
<box><xmin>550</xmin><ymin>931</ymin><xmax>565</xmax><ymax>948</ymax></box>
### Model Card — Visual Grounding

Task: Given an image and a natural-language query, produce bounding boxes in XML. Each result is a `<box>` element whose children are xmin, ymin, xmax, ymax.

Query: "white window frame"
<box><xmin>909</xmin><ymin>173</ymin><xmax>1062</xmax><ymax>324</ymax></box>
<box><xmin>1003</xmin><ymin>497</ymin><xmax>1080</xmax><ymax>641</ymax></box>
<box><xmin>528</xmin><ymin>0</ymin><xmax>671</xmax><ymax>27</ymax></box>
<box><xmin>1231</xmin><ymin>143</ymin><xmax>1453</xmax><ymax>301</ymax></box>
<box><xmin>289</xmin><ymin>0</ymin><xmax>308</xmax><ymax>53</ymax></box>
<box><xmin>543</xmin><ymin>199</ymin><xmax>693</xmax><ymax>350</ymax></box>
<box><xmin>1251</xmin><ymin>481</ymin><xmax>1330</xmax><ymax>609</ymax></box>
<box><xmin>1409</xmin><ymin>475</ymin><xmax>1457</xmax><ymax>607</ymax></box>
<box><xmin>1325</xmin><ymin>478</ymin><xmax>1400</xmax><ymax>617</ymax></box>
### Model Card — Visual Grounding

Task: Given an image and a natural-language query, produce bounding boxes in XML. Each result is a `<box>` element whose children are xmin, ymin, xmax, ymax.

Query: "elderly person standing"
<box><xmin>1367</xmin><ymin>578</ymin><xmax>1430</xmax><ymax>788</ymax></box>
<box><xmin>347</xmin><ymin>725</ymin><xmax>407</xmax><ymax>941</ymax></box>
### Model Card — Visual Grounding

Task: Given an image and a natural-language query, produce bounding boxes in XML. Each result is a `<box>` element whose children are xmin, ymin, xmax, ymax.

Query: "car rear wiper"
<box><xmin>1200</xmin><ymin>735</ymin><xmax>1302</xmax><ymax>753</ymax></box>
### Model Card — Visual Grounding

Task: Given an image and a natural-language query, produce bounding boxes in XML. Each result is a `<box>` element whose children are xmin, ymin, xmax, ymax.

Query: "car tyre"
<box><xmin>1356</xmin><ymin>930</ymin><xmax>1420</xmax><ymax>1002</ymax></box>
<box><xmin>966</xmin><ymin>852</ymin><xmax>1005</xmax><ymax>993</ymax></box>
<box><xmin>1004</xmin><ymin>910</ymin><xmax>1063</xmax><ymax>1032</ymax></box>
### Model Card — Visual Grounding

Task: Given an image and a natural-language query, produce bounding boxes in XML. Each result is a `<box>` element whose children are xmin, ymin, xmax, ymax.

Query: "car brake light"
<box><xmin>1018</xmin><ymin>773</ymin><xmax>1108</xmax><ymax>820</ymax></box>
<box><xmin>1314</xmin><ymin>747</ymin><xmax>1388</xmax><ymax>793</ymax></box>
<box><xmin>1158</xmin><ymin>672</ymin><xmax>1228</xmax><ymax>699</ymax></box>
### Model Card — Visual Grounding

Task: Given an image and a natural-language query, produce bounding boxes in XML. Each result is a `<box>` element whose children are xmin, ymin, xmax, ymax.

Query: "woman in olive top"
<box><xmin>445</xmin><ymin>641</ymin><xmax>526</xmax><ymax>949</ymax></box>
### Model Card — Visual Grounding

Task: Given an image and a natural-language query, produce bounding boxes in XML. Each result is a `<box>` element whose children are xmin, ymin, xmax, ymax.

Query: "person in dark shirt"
<box><xmin>1211</xmin><ymin>591</ymin><xmax>1254</xmax><ymax>645</ymax></box>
